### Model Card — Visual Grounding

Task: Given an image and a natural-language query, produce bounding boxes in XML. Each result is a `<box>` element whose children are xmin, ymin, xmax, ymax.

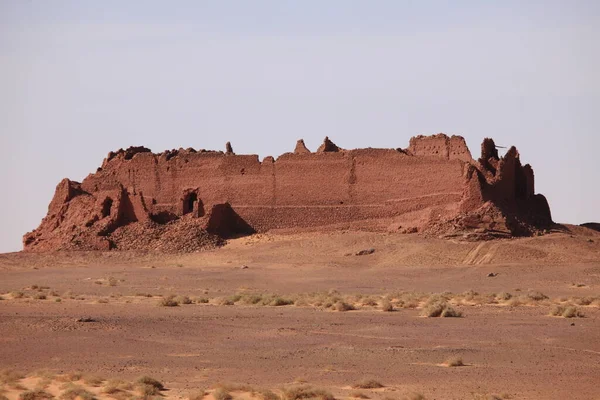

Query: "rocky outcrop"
<box><xmin>24</xmin><ymin>134</ymin><xmax>553</xmax><ymax>252</ymax></box>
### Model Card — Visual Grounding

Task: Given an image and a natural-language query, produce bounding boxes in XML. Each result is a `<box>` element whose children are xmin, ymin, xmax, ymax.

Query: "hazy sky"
<box><xmin>1</xmin><ymin>1</ymin><xmax>598</xmax><ymax>253</ymax></box>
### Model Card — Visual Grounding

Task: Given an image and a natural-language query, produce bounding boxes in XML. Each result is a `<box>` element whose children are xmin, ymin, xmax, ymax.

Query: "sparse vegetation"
<box><xmin>11</xmin><ymin>291</ymin><xmax>25</xmax><ymax>299</ymax></box>
<box><xmin>108</xmin><ymin>277</ymin><xmax>118</xmax><ymax>286</ymax></box>
<box><xmin>550</xmin><ymin>305</ymin><xmax>584</xmax><ymax>318</ymax></box>
<box><xmin>187</xmin><ymin>390</ymin><xmax>207</xmax><ymax>400</ymax></box>
<box><xmin>352</xmin><ymin>380</ymin><xmax>384</xmax><ymax>389</ymax></box>
<box><xmin>19</xmin><ymin>390</ymin><xmax>54</xmax><ymax>400</ymax></box>
<box><xmin>0</xmin><ymin>369</ymin><xmax>25</xmax><ymax>385</ymax></box>
<box><xmin>420</xmin><ymin>300</ymin><xmax>462</xmax><ymax>318</ymax></box>
<box><xmin>526</xmin><ymin>291</ymin><xmax>548</xmax><ymax>302</ymax></box>
<box><xmin>176</xmin><ymin>295</ymin><xmax>193</xmax><ymax>305</ymax></box>
<box><xmin>158</xmin><ymin>295</ymin><xmax>179</xmax><ymax>307</ymax></box>
<box><xmin>350</xmin><ymin>392</ymin><xmax>369</xmax><ymax>399</ymax></box>
<box><xmin>381</xmin><ymin>299</ymin><xmax>394</xmax><ymax>312</ymax></box>
<box><xmin>136</xmin><ymin>376</ymin><xmax>164</xmax><ymax>391</ymax></box>
<box><xmin>212</xmin><ymin>388</ymin><xmax>232</xmax><ymax>400</ymax></box>
<box><xmin>444</xmin><ymin>357</ymin><xmax>464</xmax><ymax>367</ymax></box>
<box><xmin>60</xmin><ymin>385</ymin><xmax>96</xmax><ymax>400</ymax></box>
<box><xmin>283</xmin><ymin>386</ymin><xmax>335</xmax><ymax>400</ymax></box>
<box><xmin>34</xmin><ymin>293</ymin><xmax>47</xmax><ymax>300</ymax></box>
<box><xmin>333</xmin><ymin>301</ymin><xmax>355</xmax><ymax>311</ymax></box>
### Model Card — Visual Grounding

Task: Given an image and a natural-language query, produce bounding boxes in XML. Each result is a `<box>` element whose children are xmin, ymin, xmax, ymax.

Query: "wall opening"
<box><xmin>183</xmin><ymin>192</ymin><xmax>197</xmax><ymax>215</ymax></box>
<box><xmin>101</xmin><ymin>198</ymin><xmax>113</xmax><ymax>218</ymax></box>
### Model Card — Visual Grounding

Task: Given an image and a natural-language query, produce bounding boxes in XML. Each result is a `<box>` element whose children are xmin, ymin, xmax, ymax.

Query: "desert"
<box><xmin>2</xmin><ymin>134</ymin><xmax>600</xmax><ymax>400</ymax></box>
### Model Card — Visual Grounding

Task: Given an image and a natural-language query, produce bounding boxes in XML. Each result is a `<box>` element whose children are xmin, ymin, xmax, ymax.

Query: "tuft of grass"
<box><xmin>158</xmin><ymin>295</ymin><xmax>179</xmax><ymax>307</ymax></box>
<box><xmin>352</xmin><ymin>380</ymin><xmax>384</xmax><ymax>389</ymax></box>
<box><xmin>444</xmin><ymin>357</ymin><xmax>464</xmax><ymax>367</ymax></box>
<box><xmin>381</xmin><ymin>299</ymin><xmax>394</xmax><ymax>312</ymax></box>
<box><xmin>333</xmin><ymin>301</ymin><xmax>355</xmax><ymax>312</ymax></box>
<box><xmin>19</xmin><ymin>390</ymin><xmax>54</xmax><ymax>400</ymax></box>
<box><xmin>550</xmin><ymin>305</ymin><xmax>584</xmax><ymax>318</ymax></box>
<box><xmin>136</xmin><ymin>376</ymin><xmax>164</xmax><ymax>391</ymax></box>
<box><xmin>283</xmin><ymin>386</ymin><xmax>335</xmax><ymax>400</ymax></box>
<box><xmin>83</xmin><ymin>376</ymin><xmax>105</xmax><ymax>387</ymax></box>
<box><xmin>0</xmin><ymin>369</ymin><xmax>25</xmax><ymax>385</ymax></box>
<box><xmin>526</xmin><ymin>291</ymin><xmax>548</xmax><ymax>302</ymax></box>
<box><xmin>34</xmin><ymin>293</ymin><xmax>47</xmax><ymax>300</ymax></box>
<box><xmin>420</xmin><ymin>301</ymin><xmax>462</xmax><ymax>318</ymax></box>
<box><xmin>60</xmin><ymin>385</ymin><xmax>96</xmax><ymax>400</ymax></box>
<box><xmin>212</xmin><ymin>389</ymin><xmax>232</xmax><ymax>400</ymax></box>
<box><xmin>176</xmin><ymin>295</ymin><xmax>193</xmax><ymax>305</ymax></box>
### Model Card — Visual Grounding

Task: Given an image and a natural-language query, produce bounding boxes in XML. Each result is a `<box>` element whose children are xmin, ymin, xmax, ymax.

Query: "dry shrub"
<box><xmin>196</xmin><ymin>297</ymin><xmax>209</xmax><ymax>304</ymax></box>
<box><xmin>495</xmin><ymin>292</ymin><xmax>512</xmax><ymax>301</ymax></box>
<box><xmin>97</xmin><ymin>298</ymin><xmax>109</xmax><ymax>304</ymax></box>
<box><xmin>526</xmin><ymin>291</ymin><xmax>548</xmax><ymax>302</ymax></box>
<box><xmin>103</xmin><ymin>379</ymin><xmax>133</xmax><ymax>395</ymax></box>
<box><xmin>136</xmin><ymin>377</ymin><xmax>164</xmax><ymax>391</ymax></box>
<box><xmin>333</xmin><ymin>301</ymin><xmax>355</xmax><ymax>312</ymax></box>
<box><xmin>550</xmin><ymin>305</ymin><xmax>584</xmax><ymax>318</ymax></box>
<box><xmin>108</xmin><ymin>277</ymin><xmax>118</xmax><ymax>286</ymax></box>
<box><xmin>283</xmin><ymin>386</ymin><xmax>335</xmax><ymax>400</ymax></box>
<box><xmin>570</xmin><ymin>297</ymin><xmax>594</xmax><ymax>306</ymax></box>
<box><xmin>241</xmin><ymin>294</ymin><xmax>263</xmax><ymax>305</ymax></box>
<box><xmin>19</xmin><ymin>390</ymin><xmax>54</xmax><ymax>400</ymax></box>
<box><xmin>0</xmin><ymin>369</ymin><xmax>25</xmax><ymax>385</ymax></box>
<box><xmin>352</xmin><ymin>380</ymin><xmax>384</xmax><ymax>389</ymax></box>
<box><xmin>350</xmin><ymin>392</ymin><xmax>369</xmax><ymax>399</ymax></box>
<box><xmin>158</xmin><ymin>295</ymin><xmax>179</xmax><ymax>307</ymax></box>
<box><xmin>361</xmin><ymin>297</ymin><xmax>378</xmax><ymax>307</ymax></box>
<box><xmin>34</xmin><ymin>293</ymin><xmax>47</xmax><ymax>300</ymax></box>
<box><xmin>420</xmin><ymin>301</ymin><xmax>462</xmax><ymax>318</ymax></box>
<box><xmin>60</xmin><ymin>385</ymin><xmax>96</xmax><ymax>400</ymax></box>
<box><xmin>55</xmin><ymin>298</ymin><xmax>62</xmax><ymax>303</ymax></box>
<box><xmin>212</xmin><ymin>388</ymin><xmax>232</xmax><ymax>400</ymax></box>
<box><xmin>257</xmin><ymin>390</ymin><xmax>280</xmax><ymax>400</ymax></box>
<box><xmin>11</xmin><ymin>291</ymin><xmax>25</xmax><ymax>299</ymax></box>
<box><xmin>176</xmin><ymin>295</ymin><xmax>193</xmax><ymax>305</ymax></box>
<box><xmin>444</xmin><ymin>357</ymin><xmax>464</xmax><ymax>367</ymax></box>
<box><xmin>83</xmin><ymin>376</ymin><xmax>105</xmax><ymax>387</ymax></box>
<box><xmin>381</xmin><ymin>299</ymin><xmax>394</xmax><ymax>312</ymax></box>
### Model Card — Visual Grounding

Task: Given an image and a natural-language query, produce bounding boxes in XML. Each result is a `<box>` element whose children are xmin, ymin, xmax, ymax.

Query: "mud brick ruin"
<box><xmin>24</xmin><ymin>134</ymin><xmax>553</xmax><ymax>251</ymax></box>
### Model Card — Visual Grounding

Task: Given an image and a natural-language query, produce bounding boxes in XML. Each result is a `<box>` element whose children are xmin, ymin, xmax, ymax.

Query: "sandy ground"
<box><xmin>1</xmin><ymin>229</ymin><xmax>600</xmax><ymax>400</ymax></box>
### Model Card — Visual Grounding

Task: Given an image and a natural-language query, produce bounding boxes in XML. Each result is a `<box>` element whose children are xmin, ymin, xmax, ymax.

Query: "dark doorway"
<box><xmin>183</xmin><ymin>192</ymin><xmax>198</xmax><ymax>215</ymax></box>
<box><xmin>101</xmin><ymin>197</ymin><xmax>113</xmax><ymax>218</ymax></box>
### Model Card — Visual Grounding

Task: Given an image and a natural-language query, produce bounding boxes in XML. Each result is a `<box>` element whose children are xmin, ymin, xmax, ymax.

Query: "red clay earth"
<box><xmin>23</xmin><ymin>134</ymin><xmax>553</xmax><ymax>252</ymax></box>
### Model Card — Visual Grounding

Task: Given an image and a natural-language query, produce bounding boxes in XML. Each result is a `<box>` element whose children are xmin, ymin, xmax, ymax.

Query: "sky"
<box><xmin>0</xmin><ymin>0</ymin><xmax>598</xmax><ymax>253</ymax></box>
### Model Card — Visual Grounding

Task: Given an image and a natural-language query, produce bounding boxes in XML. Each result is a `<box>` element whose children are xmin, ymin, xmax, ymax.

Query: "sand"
<box><xmin>1</xmin><ymin>229</ymin><xmax>600</xmax><ymax>400</ymax></box>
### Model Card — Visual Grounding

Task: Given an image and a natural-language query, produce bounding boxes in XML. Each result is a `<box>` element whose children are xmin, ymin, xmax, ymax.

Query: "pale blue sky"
<box><xmin>1</xmin><ymin>1</ymin><xmax>598</xmax><ymax>253</ymax></box>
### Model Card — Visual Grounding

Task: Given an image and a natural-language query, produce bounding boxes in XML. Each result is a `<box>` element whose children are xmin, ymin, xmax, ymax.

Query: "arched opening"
<box><xmin>101</xmin><ymin>197</ymin><xmax>113</xmax><ymax>218</ymax></box>
<box><xmin>183</xmin><ymin>192</ymin><xmax>197</xmax><ymax>215</ymax></box>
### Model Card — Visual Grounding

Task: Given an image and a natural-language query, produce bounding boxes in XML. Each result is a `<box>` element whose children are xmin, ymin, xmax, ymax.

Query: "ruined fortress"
<box><xmin>24</xmin><ymin>134</ymin><xmax>553</xmax><ymax>252</ymax></box>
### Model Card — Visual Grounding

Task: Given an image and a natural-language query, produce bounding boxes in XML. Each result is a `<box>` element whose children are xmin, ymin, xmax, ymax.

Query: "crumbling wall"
<box><xmin>23</xmin><ymin>133</ymin><xmax>553</xmax><ymax>251</ymax></box>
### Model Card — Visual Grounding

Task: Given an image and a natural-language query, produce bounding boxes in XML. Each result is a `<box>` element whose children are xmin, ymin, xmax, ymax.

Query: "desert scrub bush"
<box><xmin>550</xmin><ymin>305</ymin><xmax>584</xmax><ymax>318</ymax></box>
<box><xmin>495</xmin><ymin>292</ymin><xmax>512</xmax><ymax>301</ymax></box>
<box><xmin>108</xmin><ymin>277</ymin><xmax>118</xmax><ymax>286</ymax></box>
<box><xmin>240</xmin><ymin>293</ymin><xmax>263</xmax><ymax>305</ymax></box>
<box><xmin>283</xmin><ymin>386</ymin><xmax>335</xmax><ymax>400</ymax></box>
<box><xmin>11</xmin><ymin>291</ymin><xmax>25</xmax><ymax>299</ymax></box>
<box><xmin>34</xmin><ymin>293</ymin><xmax>47</xmax><ymax>300</ymax></box>
<box><xmin>97</xmin><ymin>298</ymin><xmax>109</xmax><ymax>304</ymax></box>
<box><xmin>136</xmin><ymin>376</ymin><xmax>164</xmax><ymax>391</ymax></box>
<box><xmin>381</xmin><ymin>299</ymin><xmax>394</xmax><ymax>312</ymax></box>
<box><xmin>60</xmin><ymin>385</ymin><xmax>96</xmax><ymax>400</ymax></box>
<box><xmin>158</xmin><ymin>295</ymin><xmax>179</xmax><ymax>307</ymax></box>
<box><xmin>361</xmin><ymin>297</ymin><xmax>378</xmax><ymax>307</ymax></box>
<box><xmin>257</xmin><ymin>389</ymin><xmax>280</xmax><ymax>400</ymax></box>
<box><xmin>333</xmin><ymin>301</ymin><xmax>355</xmax><ymax>311</ymax></box>
<box><xmin>196</xmin><ymin>297</ymin><xmax>209</xmax><ymax>304</ymax></box>
<box><xmin>350</xmin><ymin>392</ymin><xmax>369</xmax><ymax>399</ymax></box>
<box><xmin>444</xmin><ymin>356</ymin><xmax>464</xmax><ymax>367</ymax></box>
<box><xmin>570</xmin><ymin>296</ymin><xmax>594</xmax><ymax>306</ymax></box>
<box><xmin>264</xmin><ymin>295</ymin><xmax>294</xmax><ymax>307</ymax></box>
<box><xmin>526</xmin><ymin>291</ymin><xmax>548</xmax><ymax>302</ymax></box>
<box><xmin>401</xmin><ymin>394</ymin><xmax>426</xmax><ymax>400</ymax></box>
<box><xmin>352</xmin><ymin>380</ymin><xmax>384</xmax><ymax>389</ymax></box>
<box><xmin>0</xmin><ymin>369</ymin><xmax>25</xmax><ymax>385</ymax></box>
<box><xmin>176</xmin><ymin>295</ymin><xmax>193</xmax><ymax>305</ymax></box>
<box><xmin>420</xmin><ymin>300</ymin><xmax>462</xmax><ymax>318</ymax></box>
<box><xmin>212</xmin><ymin>388</ymin><xmax>232</xmax><ymax>400</ymax></box>
<box><xmin>83</xmin><ymin>376</ymin><xmax>105</xmax><ymax>387</ymax></box>
<box><xmin>19</xmin><ymin>390</ymin><xmax>54</xmax><ymax>400</ymax></box>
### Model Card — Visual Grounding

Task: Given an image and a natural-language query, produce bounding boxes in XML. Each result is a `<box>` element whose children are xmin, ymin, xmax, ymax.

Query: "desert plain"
<box><xmin>1</xmin><ymin>228</ymin><xmax>600</xmax><ymax>400</ymax></box>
